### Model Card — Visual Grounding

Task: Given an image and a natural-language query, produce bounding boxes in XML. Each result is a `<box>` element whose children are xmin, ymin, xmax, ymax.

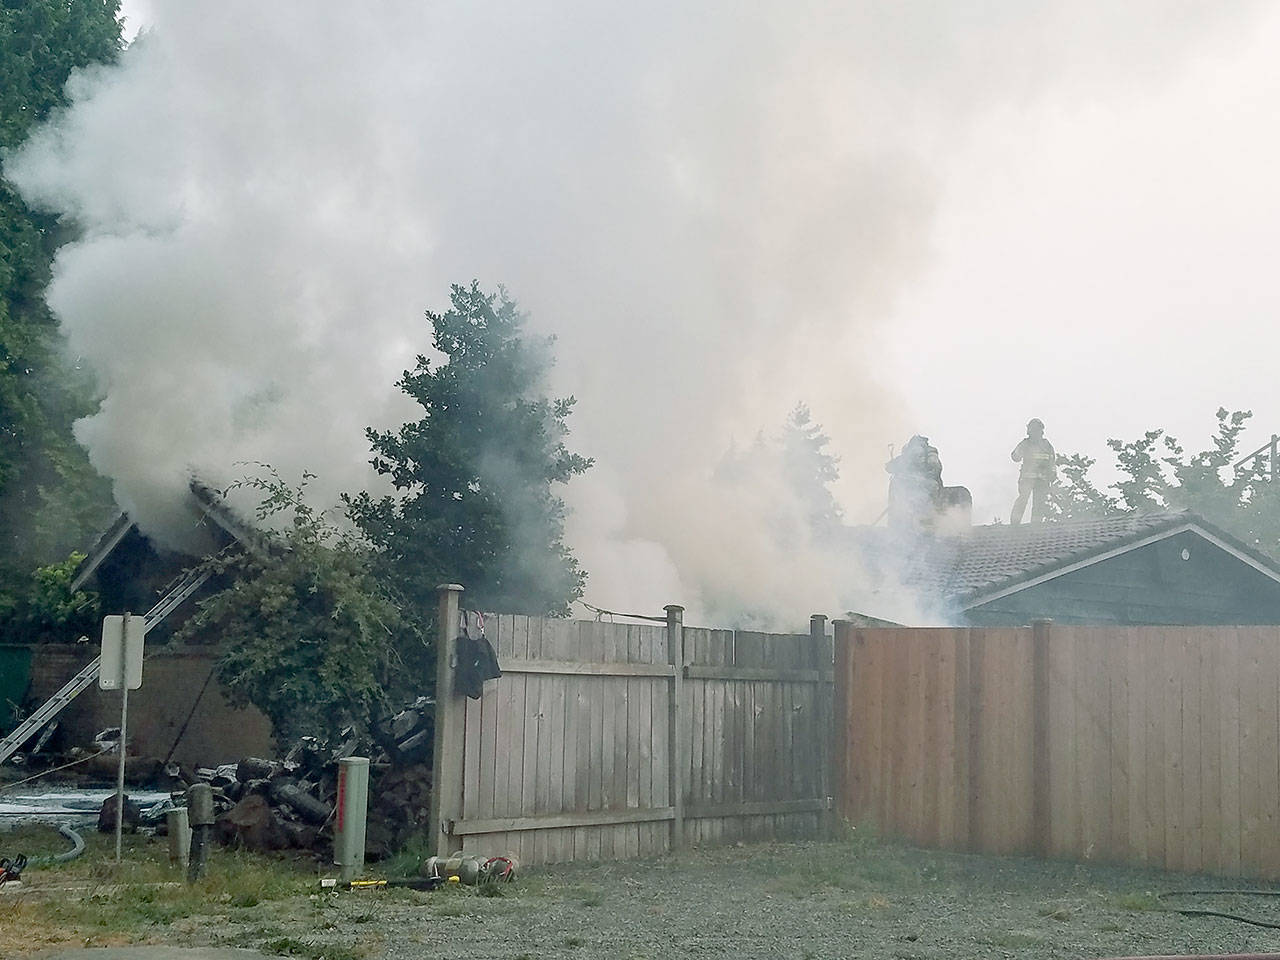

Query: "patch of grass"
<box><xmin>1</xmin><ymin>825</ymin><xmax>316</xmax><ymax>955</ymax></box>
<box><xmin>262</xmin><ymin>936</ymin><xmax>365</xmax><ymax>960</ymax></box>
<box><xmin>565</xmin><ymin>935</ymin><xmax>585</xmax><ymax>947</ymax></box>
<box><xmin>378</xmin><ymin>832</ymin><xmax>433</xmax><ymax>878</ymax></box>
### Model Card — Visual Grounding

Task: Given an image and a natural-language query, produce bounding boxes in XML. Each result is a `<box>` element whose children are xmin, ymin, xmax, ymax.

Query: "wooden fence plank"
<box><xmin>1220</xmin><ymin>627</ymin><xmax>1242</xmax><ymax>876</ymax></box>
<box><xmin>951</xmin><ymin>629</ymin><xmax>971</xmax><ymax>849</ymax></box>
<box><xmin>1178</xmin><ymin>629</ymin><xmax>1202</xmax><ymax>874</ymax></box>
<box><xmin>1197</xmin><ymin>625</ymin><xmax>1221</xmax><ymax>875</ymax></box>
<box><xmin>1140</xmin><ymin>627</ymin><xmax>1166</xmax><ymax>868</ymax></box>
<box><xmin>1123</xmin><ymin>628</ymin><xmax>1148</xmax><ymax>866</ymax></box>
<box><xmin>1160</xmin><ymin>629</ymin><xmax>1183</xmax><ymax>872</ymax></box>
<box><xmin>1106</xmin><ymin>628</ymin><xmax>1130</xmax><ymax>864</ymax></box>
<box><xmin>1256</xmin><ymin>628</ymin><xmax>1280</xmax><ymax>879</ymax></box>
<box><xmin>1044</xmin><ymin>627</ymin><xmax>1064</xmax><ymax>860</ymax></box>
<box><xmin>903</xmin><ymin>632</ymin><xmax>924</xmax><ymax>843</ymax></box>
<box><xmin>1078</xmin><ymin>628</ymin><xmax>1107</xmax><ymax>863</ymax></box>
<box><xmin>625</xmin><ymin>625</ymin><xmax>641</xmax><ymax>859</ymax></box>
<box><xmin>1238</xmin><ymin>627</ymin><xmax>1263</xmax><ymax>878</ymax></box>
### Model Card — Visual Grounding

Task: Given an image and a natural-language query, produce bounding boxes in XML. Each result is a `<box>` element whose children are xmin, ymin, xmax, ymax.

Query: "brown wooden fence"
<box><xmin>834</xmin><ymin>622</ymin><xmax>1280</xmax><ymax>879</ymax></box>
<box><xmin>428</xmin><ymin>586</ymin><xmax>834</xmax><ymax>865</ymax></box>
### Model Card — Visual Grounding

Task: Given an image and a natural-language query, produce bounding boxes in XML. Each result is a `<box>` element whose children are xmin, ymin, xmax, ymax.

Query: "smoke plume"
<box><xmin>5</xmin><ymin>1</ymin><xmax>1264</xmax><ymax>626</ymax></box>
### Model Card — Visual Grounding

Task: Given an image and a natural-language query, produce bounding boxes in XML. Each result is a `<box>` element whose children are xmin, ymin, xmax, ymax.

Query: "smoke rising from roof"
<box><xmin>6</xmin><ymin>1</ymin><xmax>1265</xmax><ymax>625</ymax></box>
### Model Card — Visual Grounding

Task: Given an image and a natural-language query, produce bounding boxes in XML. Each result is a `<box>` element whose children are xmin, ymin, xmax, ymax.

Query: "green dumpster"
<box><xmin>0</xmin><ymin>645</ymin><xmax>34</xmax><ymax>734</ymax></box>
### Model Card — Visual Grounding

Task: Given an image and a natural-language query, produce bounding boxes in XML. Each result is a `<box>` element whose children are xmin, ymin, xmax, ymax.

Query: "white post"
<box><xmin>335</xmin><ymin>756</ymin><xmax>370</xmax><ymax>882</ymax></box>
<box><xmin>114</xmin><ymin>611</ymin><xmax>131</xmax><ymax>863</ymax></box>
<box><xmin>167</xmin><ymin>807</ymin><xmax>191</xmax><ymax>868</ymax></box>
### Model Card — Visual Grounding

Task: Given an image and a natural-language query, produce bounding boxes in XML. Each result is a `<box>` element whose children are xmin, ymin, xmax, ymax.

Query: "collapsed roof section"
<box><xmin>69</xmin><ymin>479</ymin><xmax>253</xmax><ymax>598</ymax></box>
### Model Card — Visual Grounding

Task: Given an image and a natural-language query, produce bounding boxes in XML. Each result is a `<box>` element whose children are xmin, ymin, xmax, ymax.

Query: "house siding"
<box><xmin>963</xmin><ymin>530</ymin><xmax>1280</xmax><ymax>626</ymax></box>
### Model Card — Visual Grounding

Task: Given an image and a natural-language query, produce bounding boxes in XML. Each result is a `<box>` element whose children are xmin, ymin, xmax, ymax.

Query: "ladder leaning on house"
<box><xmin>0</xmin><ymin>567</ymin><xmax>210</xmax><ymax>766</ymax></box>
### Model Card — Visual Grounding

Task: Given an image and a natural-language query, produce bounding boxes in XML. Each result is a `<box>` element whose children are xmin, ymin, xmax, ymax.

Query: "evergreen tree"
<box><xmin>781</xmin><ymin>402</ymin><xmax>843</xmax><ymax>539</ymax></box>
<box><xmin>347</xmin><ymin>282</ymin><xmax>591</xmax><ymax>616</ymax></box>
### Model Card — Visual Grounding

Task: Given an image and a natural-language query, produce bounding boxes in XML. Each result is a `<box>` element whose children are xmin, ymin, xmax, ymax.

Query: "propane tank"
<box><xmin>421</xmin><ymin>854</ymin><xmax>518</xmax><ymax>884</ymax></box>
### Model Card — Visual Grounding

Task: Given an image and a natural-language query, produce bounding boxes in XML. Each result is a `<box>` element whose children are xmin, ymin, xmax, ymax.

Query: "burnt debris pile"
<box><xmin>86</xmin><ymin>697</ymin><xmax>436</xmax><ymax>860</ymax></box>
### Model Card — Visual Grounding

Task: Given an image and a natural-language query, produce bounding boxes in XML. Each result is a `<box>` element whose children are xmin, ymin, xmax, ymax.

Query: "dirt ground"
<box><xmin>9</xmin><ymin>827</ymin><xmax>1280</xmax><ymax>959</ymax></box>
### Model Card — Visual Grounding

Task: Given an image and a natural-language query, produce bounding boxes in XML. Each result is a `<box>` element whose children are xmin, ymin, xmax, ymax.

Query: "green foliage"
<box><xmin>178</xmin><ymin>468</ymin><xmax>427</xmax><ymax>746</ymax></box>
<box><xmin>0</xmin><ymin>550</ymin><xmax>100</xmax><ymax>643</ymax></box>
<box><xmin>0</xmin><ymin>1</ymin><xmax>120</xmax><ymax>603</ymax></box>
<box><xmin>1055</xmin><ymin>408</ymin><xmax>1280</xmax><ymax>556</ymax></box>
<box><xmin>347</xmin><ymin>281</ymin><xmax>592</xmax><ymax>616</ymax></box>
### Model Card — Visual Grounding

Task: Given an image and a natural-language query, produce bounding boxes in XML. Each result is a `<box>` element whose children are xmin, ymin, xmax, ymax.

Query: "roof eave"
<box><xmin>957</xmin><ymin>516</ymin><xmax>1280</xmax><ymax>611</ymax></box>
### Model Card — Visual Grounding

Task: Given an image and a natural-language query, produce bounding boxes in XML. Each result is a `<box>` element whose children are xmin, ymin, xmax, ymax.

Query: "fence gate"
<box><xmin>428</xmin><ymin>586</ymin><xmax>835</xmax><ymax>865</ymax></box>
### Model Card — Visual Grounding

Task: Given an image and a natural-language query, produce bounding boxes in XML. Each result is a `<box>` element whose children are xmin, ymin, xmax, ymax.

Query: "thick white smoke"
<box><xmin>6</xmin><ymin>2</ymin><xmax>1264</xmax><ymax>625</ymax></box>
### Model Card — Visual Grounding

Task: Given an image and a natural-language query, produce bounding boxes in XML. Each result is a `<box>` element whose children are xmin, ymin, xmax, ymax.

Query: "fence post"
<box><xmin>1031</xmin><ymin>619</ymin><xmax>1053</xmax><ymax>858</ymax></box>
<box><xmin>429</xmin><ymin>583</ymin><xmax>466</xmax><ymax>856</ymax></box>
<box><xmin>665</xmin><ymin>604</ymin><xmax>686</xmax><ymax>850</ymax></box>
<box><xmin>830</xmin><ymin>620</ymin><xmax>851</xmax><ymax>828</ymax></box>
<box><xmin>809</xmin><ymin>614</ymin><xmax>831</xmax><ymax>835</ymax></box>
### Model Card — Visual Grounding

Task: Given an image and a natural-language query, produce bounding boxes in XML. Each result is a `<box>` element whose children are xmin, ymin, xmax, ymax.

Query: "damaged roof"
<box><xmin>69</xmin><ymin>480</ymin><xmax>252</xmax><ymax>593</ymax></box>
<box><xmin>853</xmin><ymin>510</ymin><xmax>1280</xmax><ymax>611</ymax></box>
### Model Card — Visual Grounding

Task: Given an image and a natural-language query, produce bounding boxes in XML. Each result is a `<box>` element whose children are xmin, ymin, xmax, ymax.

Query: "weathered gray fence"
<box><xmin>428</xmin><ymin>586</ymin><xmax>834</xmax><ymax>865</ymax></box>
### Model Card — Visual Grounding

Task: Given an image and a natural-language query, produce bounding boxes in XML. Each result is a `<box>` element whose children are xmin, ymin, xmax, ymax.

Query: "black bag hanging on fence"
<box><xmin>455</xmin><ymin>612</ymin><xmax>502</xmax><ymax>700</ymax></box>
<box><xmin>455</xmin><ymin>634</ymin><xmax>501</xmax><ymax>698</ymax></box>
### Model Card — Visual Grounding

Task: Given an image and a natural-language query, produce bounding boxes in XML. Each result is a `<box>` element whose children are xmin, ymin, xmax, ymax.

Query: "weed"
<box><xmin>565</xmin><ymin>935</ymin><xmax>585</xmax><ymax>947</ymax></box>
<box><xmin>378</xmin><ymin>833</ymin><xmax>434</xmax><ymax>878</ymax></box>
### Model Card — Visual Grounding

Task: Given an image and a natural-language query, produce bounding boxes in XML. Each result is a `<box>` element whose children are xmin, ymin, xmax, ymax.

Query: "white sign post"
<box><xmin>101</xmin><ymin>612</ymin><xmax>145</xmax><ymax>863</ymax></box>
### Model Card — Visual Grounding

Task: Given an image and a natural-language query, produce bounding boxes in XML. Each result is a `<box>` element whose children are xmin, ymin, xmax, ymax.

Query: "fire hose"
<box><xmin>1155</xmin><ymin>889</ymin><xmax>1280</xmax><ymax>930</ymax></box>
<box><xmin>1</xmin><ymin>824</ymin><xmax>87</xmax><ymax>886</ymax></box>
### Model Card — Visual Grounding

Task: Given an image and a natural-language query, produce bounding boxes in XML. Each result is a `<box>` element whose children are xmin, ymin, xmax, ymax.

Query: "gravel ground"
<box><xmin>14</xmin><ymin>832</ymin><xmax>1280</xmax><ymax>959</ymax></box>
<box><xmin>244</xmin><ymin>839</ymin><xmax>1280</xmax><ymax>960</ymax></box>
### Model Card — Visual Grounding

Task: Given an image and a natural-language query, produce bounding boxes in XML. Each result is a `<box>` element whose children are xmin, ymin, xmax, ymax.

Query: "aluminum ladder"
<box><xmin>0</xmin><ymin>567</ymin><xmax>210</xmax><ymax>765</ymax></box>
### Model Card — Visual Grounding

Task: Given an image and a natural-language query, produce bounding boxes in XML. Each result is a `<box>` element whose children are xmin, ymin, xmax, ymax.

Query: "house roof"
<box><xmin>851</xmin><ymin>511</ymin><xmax>1280</xmax><ymax>612</ymax></box>
<box><xmin>69</xmin><ymin>480</ymin><xmax>251</xmax><ymax>593</ymax></box>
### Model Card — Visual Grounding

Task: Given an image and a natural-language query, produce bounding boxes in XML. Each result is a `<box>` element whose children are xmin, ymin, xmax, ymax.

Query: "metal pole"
<box><xmin>114</xmin><ymin>611</ymin><xmax>130</xmax><ymax>863</ymax></box>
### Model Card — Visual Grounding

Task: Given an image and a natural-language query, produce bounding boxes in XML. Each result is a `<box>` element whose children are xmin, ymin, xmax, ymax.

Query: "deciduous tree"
<box><xmin>1054</xmin><ymin>408</ymin><xmax>1280</xmax><ymax>556</ymax></box>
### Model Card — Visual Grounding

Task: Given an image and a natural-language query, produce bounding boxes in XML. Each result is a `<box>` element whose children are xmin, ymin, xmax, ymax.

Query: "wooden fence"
<box><xmin>428</xmin><ymin>586</ymin><xmax>834</xmax><ymax>865</ymax></box>
<box><xmin>834</xmin><ymin>622</ymin><xmax>1280</xmax><ymax>879</ymax></box>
